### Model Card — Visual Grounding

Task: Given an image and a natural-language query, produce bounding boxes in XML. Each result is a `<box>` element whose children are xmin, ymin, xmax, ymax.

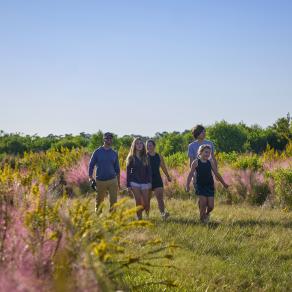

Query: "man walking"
<box><xmin>89</xmin><ymin>132</ymin><xmax>120</xmax><ymax>211</ymax></box>
<box><xmin>188</xmin><ymin>125</ymin><xmax>217</xmax><ymax>167</ymax></box>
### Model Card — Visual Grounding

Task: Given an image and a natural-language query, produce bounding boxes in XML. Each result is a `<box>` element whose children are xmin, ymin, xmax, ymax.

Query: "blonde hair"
<box><xmin>198</xmin><ymin>144</ymin><xmax>212</xmax><ymax>157</ymax></box>
<box><xmin>126</xmin><ymin>137</ymin><xmax>148</xmax><ymax>166</ymax></box>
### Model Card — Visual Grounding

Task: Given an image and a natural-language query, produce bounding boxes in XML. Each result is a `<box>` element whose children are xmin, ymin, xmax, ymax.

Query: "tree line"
<box><xmin>0</xmin><ymin>115</ymin><xmax>291</xmax><ymax>158</ymax></box>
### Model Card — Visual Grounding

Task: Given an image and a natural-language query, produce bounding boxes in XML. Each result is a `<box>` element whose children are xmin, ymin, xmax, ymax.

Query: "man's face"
<box><xmin>198</xmin><ymin>129</ymin><xmax>206</xmax><ymax>140</ymax></box>
<box><xmin>104</xmin><ymin>136</ymin><xmax>113</xmax><ymax>146</ymax></box>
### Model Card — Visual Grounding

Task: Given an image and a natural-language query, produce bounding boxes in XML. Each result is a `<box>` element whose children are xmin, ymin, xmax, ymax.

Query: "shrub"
<box><xmin>232</xmin><ymin>154</ymin><xmax>263</xmax><ymax>171</ymax></box>
<box><xmin>164</xmin><ymin>152</ymin><xmax>188</xmax><ymax>169</ymax></box>
<box><xmin>271</xmin><ymin>168</ymin><xmax>292</xmax><ymax>210</ymax></box>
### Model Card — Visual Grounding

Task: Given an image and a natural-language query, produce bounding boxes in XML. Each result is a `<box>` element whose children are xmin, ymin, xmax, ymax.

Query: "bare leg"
<box><xmin>154</xmin><ymin>187</ymin><xmax>165</xmax><ymax>213</ymax></box>
<box><xmin>131</xmin><ymin>187</ymin><xmax>143</xmax><ymax>220</ymax></box>
<box><xmin>206</xmin><ymin>197</ymin><xmax>214</xmax><ymax>215</ymax></box>
<box><xmin>199</xmin><ymin>196</ymin><xmax>208</xmax><ymax>222</ymax></box>
<box><xmin>141</xmin><ymin>189</ymin><xmax>150</xmax><ymax>215</ymax></box>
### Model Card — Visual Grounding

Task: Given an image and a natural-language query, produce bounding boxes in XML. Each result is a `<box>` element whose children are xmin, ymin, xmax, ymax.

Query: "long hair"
<box><xmin>126</xmin><ymin>137</ymin><xmax>148</xmax><ymax>166</ymax></box>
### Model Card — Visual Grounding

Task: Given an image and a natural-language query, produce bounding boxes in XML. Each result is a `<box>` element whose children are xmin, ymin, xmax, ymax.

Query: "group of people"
<box><xmin>88</xmin><ymin>125</ymin><xmax>229</xmax><ymax>223</ymax></box>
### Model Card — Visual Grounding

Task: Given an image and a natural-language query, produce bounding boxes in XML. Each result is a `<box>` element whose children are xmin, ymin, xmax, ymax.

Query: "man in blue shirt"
<box><xmin>89</xmin><ymin>132</ymin><xmax>120</xmax><ymax>211</ymax></box>
<box><xmin>188</xmin><ymin>125</ymin><xmax>217</xmax><ymax>167</ymax></box>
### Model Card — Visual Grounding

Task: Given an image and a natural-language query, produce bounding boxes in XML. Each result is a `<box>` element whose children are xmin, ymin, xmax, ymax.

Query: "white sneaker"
<box><xmin>205</xmin><ymin>214</ymin><xmax>210</xmax><ymax>223</ymax></box>
<box><xmin>161</xmin><ymin>211</ymin><xmax>170</xmax><ymax>221</ymax></box>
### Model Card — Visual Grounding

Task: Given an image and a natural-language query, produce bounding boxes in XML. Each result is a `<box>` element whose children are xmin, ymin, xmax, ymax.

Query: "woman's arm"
<box><xmin>211</xmin><ymin>151</ymin><xmax>218</xmax><ymax>170</ymax></box>
<box><xmin>147</xmin><ymin>159</ymin><xmax>152</xmax><ymax>184</ymax></box>
<box><xmin>126</xmin><ymin>158</ymin><xmax>133</xmax><ymax>188</ymax></box>
<box><xmin>160</xmin><ymin>155</ymin><xmax>171</xmax><ymax>182</ymax></box>
<box><xmin>186</xmin><ymin>159</ymin><xmax>198</xmax><ymax>192</ymax></box>
<box><xmin>210</xmin><ymin>160</ymin><xmax>228</xmax><ymax>188</ymax></box>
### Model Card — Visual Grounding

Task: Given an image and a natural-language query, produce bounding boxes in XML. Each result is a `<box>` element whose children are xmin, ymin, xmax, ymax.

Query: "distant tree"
<box><xmin>207</xmin><ymin>121</ymin><xmax>247</xmax><ymax>152</ymax></box>
<box><xmin>88</xmin><ymin>131</ymin><xmax>104</xmax><ymax>151</ymax></box>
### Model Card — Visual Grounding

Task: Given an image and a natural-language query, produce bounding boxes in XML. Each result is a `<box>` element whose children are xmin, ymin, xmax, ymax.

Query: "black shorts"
<box><xmin>195</xmin><ymin>184</ymin><xmax>215</xmax><ymax>197</ymax></box>
<box><xmin>152</xmin><ymin>175</ymin><xmax>164</xmax><ymax>190</ymax></box>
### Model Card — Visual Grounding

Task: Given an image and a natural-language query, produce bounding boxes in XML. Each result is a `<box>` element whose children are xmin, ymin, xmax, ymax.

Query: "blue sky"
<box><xmin>0</xmin><ymin>0</ymin><xmax>291</xmax><ymax>136</ymax></box>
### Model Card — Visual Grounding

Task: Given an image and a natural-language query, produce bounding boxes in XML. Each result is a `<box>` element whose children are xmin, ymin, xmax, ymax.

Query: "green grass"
<box><xmin>119</xmin><ymin>198</ymin><xmax>292</xmax><ymax>291</ymax></box>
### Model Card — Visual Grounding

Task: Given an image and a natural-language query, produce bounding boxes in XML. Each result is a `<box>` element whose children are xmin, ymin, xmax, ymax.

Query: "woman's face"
<box><xmin>135</xmin><ymin>140</ymin><xmax>144</xmax><ymax>152</ymax></box>
<box><xmin>201</xmin><ymin>148</ymin><xmax>211</xmax><ymax>160</ymax></box>
<box><xmin>147</xmin><ymin>142</ymin><xmax>155</xmax><ymax>152</ymax></box>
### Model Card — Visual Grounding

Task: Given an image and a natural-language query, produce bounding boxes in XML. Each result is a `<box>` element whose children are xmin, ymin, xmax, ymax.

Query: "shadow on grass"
<box><xmin>228</xmin><ymin>219</ymin><xmax>292</xmax><ymax>229</ymax></box>
<box><xmin>153</xmin><ymin>216</ymin><xmax>292</xmax><ymax>230</ymax></box>
<box><xmin>154</xmin><ymin>217</ymin><xmax>221</xmax><ymax>229</ymax></box>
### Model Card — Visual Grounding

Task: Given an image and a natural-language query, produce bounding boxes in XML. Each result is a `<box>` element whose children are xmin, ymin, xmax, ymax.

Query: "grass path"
<box><xmin>119</xmin><ymin>198</ymin><xmax>292</xmax><ymax>291</ymax></box>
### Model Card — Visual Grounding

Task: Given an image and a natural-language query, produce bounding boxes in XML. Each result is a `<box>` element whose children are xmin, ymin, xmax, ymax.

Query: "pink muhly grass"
<box><xmin>120</xmin><ymin>170</ymin><xmax>127</xmax><ymax>188</ymax></box>
<box><xmin>263</xmin><ymin>157</ymin><xmax>292</xmax><ymax>172</ymax></box>
<box><xmin>0</xmin><ymin>210</ymin><xmax>46</xmax><ymax>292</ymax></box>
<box><xmin>65</xmin><ymin>155</ymin><xmax>90</xmax><ymax>186</ymax></box>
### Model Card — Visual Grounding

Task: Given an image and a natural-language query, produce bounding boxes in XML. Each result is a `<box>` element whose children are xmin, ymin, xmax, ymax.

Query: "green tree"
<box><xmin>208</xmin><ymin>121</ymin><xmax>247</xmax><ymax>152</ymax></box>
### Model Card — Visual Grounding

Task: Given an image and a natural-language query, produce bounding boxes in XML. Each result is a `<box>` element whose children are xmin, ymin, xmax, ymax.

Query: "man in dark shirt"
<box><xmin>88</xmin><ymin>132</ymin><xmax>120</xmax><ymax>211</ymax></box>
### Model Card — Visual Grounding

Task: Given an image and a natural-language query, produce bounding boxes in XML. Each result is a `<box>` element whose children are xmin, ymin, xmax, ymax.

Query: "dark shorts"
<box><xmin>152</xmin><ymin>176</ymin><xmax>164</xmax><ymax>190</ymax></box>
<box><xmin>195</xmin><ymin>184</ymin><xmax>215</xmax><ymax>197</ymax></box>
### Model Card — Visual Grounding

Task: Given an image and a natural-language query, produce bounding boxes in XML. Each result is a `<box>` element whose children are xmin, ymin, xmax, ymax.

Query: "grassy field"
<box><xmin>119</xmin><ymin>198</ymin><xmax>292</xmax><ymax>291</ymax></box>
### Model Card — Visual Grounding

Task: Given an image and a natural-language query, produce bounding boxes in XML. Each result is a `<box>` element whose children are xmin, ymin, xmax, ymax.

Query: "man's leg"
<box><xmin>108</xmin><ymin>177</ymin><xmax>118</xmax><ymax>210</ymax></box>
<box><xmin>95</xmin><ymin>180</ymin><xmax>107</xmax><ymax>211</ymax></box>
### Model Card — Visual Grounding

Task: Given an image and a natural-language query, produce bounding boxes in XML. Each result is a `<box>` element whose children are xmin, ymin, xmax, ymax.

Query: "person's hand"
<box><xmin>185</xmin><ymin>185</ymin><xmax>190</xmax><ymax>192</ymax></box>
<box><xmin>167</xmin><ymin>175</ymin><xmax>172</xmax><ymax>183</ymax></box>
<box><xmin>223</xmin><ymin>183</ymin><xmax>229</xmax><ymax>189</ymax></box>
<box><xmin>90</xmin><ymin>178</ymin><xmax>96</xmax><ymax>190</ymax></box>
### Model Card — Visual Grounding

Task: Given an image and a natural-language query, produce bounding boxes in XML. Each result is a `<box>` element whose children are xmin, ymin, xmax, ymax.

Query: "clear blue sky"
<box><xmin>0</xmin><ymin>0</ymin><xmax>291</xmax><ymax>136</ymax></box>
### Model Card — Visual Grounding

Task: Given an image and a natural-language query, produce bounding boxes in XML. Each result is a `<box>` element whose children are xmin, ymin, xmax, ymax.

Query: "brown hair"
<box><xmin>191</xmin><ymin>125</ymin><xmax>205</xmax><ymax>139</ymax></box>
<box><xmin>146</xmin><ymin>139</ymin><xmax>156</xmax><ymax>148</ymax></box>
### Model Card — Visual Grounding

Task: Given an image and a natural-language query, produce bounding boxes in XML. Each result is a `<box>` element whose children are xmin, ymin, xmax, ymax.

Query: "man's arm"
<box><xmin>88</xmin><ymin>150</ymin><xmax>97</xmax><ymax>180</ymax></box>
<box><xmin>188</xmin><ymin>144</ymin><xmax>194</xmax><ymax>168</ymax></box>
<box><xmin>114</xmin><ymin>153</ymin><xmax>121</xmax><ymax>189</ymax></box>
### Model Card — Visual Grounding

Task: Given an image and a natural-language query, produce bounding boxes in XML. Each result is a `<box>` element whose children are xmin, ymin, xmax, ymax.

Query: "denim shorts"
<box><xmin>130</xmin><ymin>182</ymin><xmax>152</xmax><ymax>190</ymax></box>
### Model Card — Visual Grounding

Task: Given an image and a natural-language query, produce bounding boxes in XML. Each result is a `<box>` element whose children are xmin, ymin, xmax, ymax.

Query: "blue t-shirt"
<box><xmin>88</xmin><ymin>147</ymin><xmax>120</xmax><ymax>181</ymax></box>
<box><xmin>188</xmin><ymin>140</ymin><xmax>215</xmax><ymax>160</ymax></box>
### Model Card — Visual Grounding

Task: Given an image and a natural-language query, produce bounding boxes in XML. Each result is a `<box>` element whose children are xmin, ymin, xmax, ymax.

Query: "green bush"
<box><xmin>232</xmin><ymin>154</ymin><xmax>263</xmax><ymax>171</ymax></box>
<box><xmin>247</xmin><ymin>181</ymin><xmax>270</xmax><ymax>206</ymax></box>
<box><xmin>164</xmin><ymin>152</ymin><xmax>188</xmax><ymax>169</ymax></box>
<box><xmin>271</xmin><ymin>168</ymin><xmax>292</xmax><ymax>209</ymax></box>
<box><xmin>216</xmin><ymin>151</ymin><xmax>238</xmax><ymax>165</ymax></box>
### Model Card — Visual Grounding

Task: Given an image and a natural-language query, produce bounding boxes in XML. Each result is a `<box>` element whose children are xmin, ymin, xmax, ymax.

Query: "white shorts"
<box><xmin>130</xmin><ymin>182</ymin><xmax>152</xmax><ymax>190</ymax></box>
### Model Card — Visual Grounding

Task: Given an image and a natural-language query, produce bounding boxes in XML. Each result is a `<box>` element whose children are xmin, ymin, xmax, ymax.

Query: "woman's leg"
<box><xmin>131</xmin><ymin>187</ymin><xmax>144</xmax><ymax>220</ymax></box>
<box><xmin>206</xmin><ymin>197</ymin><xmax>214</xmax><ymax>215</ymax></box>
<box><xmin>154</xmin><ymin>187</ymin><xmax>165</xmax><ymax>214</ymax></box>
<box><xmin>199</xmin><ymin>196</ymin><xmax>208</xmax><ymax>222</ymax></box>
<box><xmin>141</xmin><ymin>189</ymin><xmax>150</xmax><ymax>215</ymax></box>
